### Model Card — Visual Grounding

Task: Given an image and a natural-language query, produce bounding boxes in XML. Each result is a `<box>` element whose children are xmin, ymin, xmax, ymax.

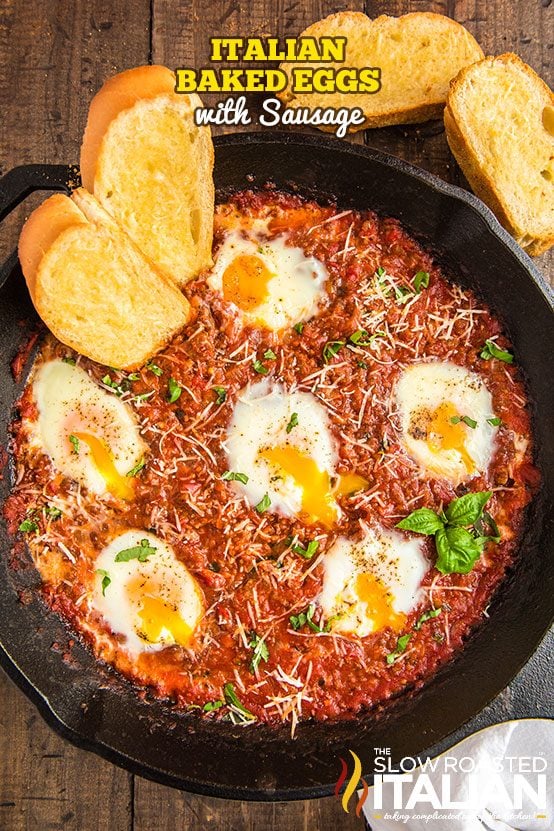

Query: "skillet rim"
<box><xmin>0</xmin><ymin>130</ymin><xmax>552</xmax><ymax>801</ymax></box>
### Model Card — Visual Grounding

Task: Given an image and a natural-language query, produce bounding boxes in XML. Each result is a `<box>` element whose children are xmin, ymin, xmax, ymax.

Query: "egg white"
<box><xmin>32</xmin><ymin>360</ymin><xmax>146</xmax><ymax>498</ymax></box>
<box><xmin>319</xmin><ymin>525</ymin><xmax>429</xmax><ymax>638</ymax></box>
<box><xmin>93</xmin><ymin>530</ymin><xmax>203</xmax><ymax>656</ymax></box>
<box><xmin>224</xmin><ymin>380</ymin><xmax>339</xmax><ymax>523</ymax></box>
<box><xmin>208</xmin><ymin>223</ymin><xmax>328</xmax><ymax>330</ymax></box>
<box><xmin>395</xmin><ymin>361</ymin><xmax>497</xmax><ymax>485</ymax></box>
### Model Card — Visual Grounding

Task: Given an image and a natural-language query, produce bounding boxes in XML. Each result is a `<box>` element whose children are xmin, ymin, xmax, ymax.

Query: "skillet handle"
<box><xmin>0</xmin><ymin>163</ymin><xmax>80</xmax><ymax>289</ymax></box>
<box><xmin>0</xmin><ymin>164</ymin><xmax>80</xmax><ymax>222</ymax></box>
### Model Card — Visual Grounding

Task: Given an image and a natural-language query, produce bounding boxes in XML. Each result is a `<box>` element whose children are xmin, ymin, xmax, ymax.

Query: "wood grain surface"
<box><xmin>0</xmin><ymin>1</ymin><xmax>552</xmax><ymax>829</ymax></box>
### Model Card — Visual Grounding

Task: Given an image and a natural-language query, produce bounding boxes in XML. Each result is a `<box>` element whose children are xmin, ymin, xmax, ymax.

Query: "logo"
<box><xmin>335</xmin><ymin>750</ymin><xmax>368</xmax><ymax>817</ymax></box>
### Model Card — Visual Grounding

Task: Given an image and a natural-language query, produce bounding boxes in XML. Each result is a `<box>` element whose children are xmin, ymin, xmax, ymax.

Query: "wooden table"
<box><xmin>0</xmin><ymin>1</ymin><xmax>551</xmax><ymax>828</ymax></box>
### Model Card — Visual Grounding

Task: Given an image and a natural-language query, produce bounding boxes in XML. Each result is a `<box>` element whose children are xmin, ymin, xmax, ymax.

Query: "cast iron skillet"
<box><xmin>0</xmin><ymin>133</ymin><xmax>552</xmax><ymax>800</ymax></box>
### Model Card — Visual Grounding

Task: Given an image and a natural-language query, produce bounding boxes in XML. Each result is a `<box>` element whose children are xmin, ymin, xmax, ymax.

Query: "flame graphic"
<box><xmin>335</xmin><ymin>750</ymin><xmax>369</xmax><ymax>816</ymax></box>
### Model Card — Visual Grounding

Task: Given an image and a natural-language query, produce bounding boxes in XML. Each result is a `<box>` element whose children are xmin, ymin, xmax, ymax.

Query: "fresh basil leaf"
<box><xmin>396</xmin><ymin>508</ymin><xmax>444</xmax><ymax>536</ymax></box>
<box><xmin>414</xmin><ymin>271</ymin><xmax>430</xmax><ymax>292</ymax></box>
<box><xmin>222</xmin><ymin>470</ymin><xmax>249</xmax><ymax>484</ymax></box>
<box><xmin>212</xmin><ymin>385</ymin><xmax>227</xmax><ymax>405</ymax></box>
<box><xmin>286</xmin><ymin>412</ymin><xmax>299</xmax><ymax>434</ymax></box>
<box><xmin>444</xmin><ymin>491</ymin><xmax>492</xmax><ymax>527</ymax></box>
<box><xmin>435</xmin><ymin>526</ymin><xmax>482</xmax><ymax>574</ymax></box>
<box><xmin>480</xmin><ymin>339</ymin><xmax>514</xmax><ymax>363</ymax></box>
<box><xmin>167</xmin><ymin>377</ymin><xmax>182</xmax><ymax>403</ymax></box>
<box><xmin>414</xmin><ymin>607</ymin><xmax>442</xmax><ymax>630</ymax></box>
<box><xmin>323</xmin><ymin>340</ymin><xmax>344</xmax><ymax>363</ymax></box>
<box><xmin>115</xmin><ymin>538</ymin><xmax>157</xmax><ymax>563</ymax></box>
<box><xmin>255</xmin><ymin>493</ymin><xmax>271</xmax><ymax>514</ymax></box>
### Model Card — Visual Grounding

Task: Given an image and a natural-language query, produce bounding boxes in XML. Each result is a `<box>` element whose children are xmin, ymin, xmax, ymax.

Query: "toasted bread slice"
<box><xmin>80</xmin><ymin>65</ymin><xmax>214</xmax><ymax>287</ymax></box>
<box><xmin>445</xmin><ymin>54</ymin><xmax>554</xmax><ymax>256</ymax></box>
<box><xmin>18</xmin><ymin>188</ymin><xmax>191</xmax><ymax>369</ymax></box>
<box><xmin>279</xmin><ymin>12</ymin><xmax>483</xmax><ymax>129</ymax></box>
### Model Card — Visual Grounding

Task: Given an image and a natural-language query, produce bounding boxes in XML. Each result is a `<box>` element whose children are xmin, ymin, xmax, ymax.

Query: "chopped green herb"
<box><xmin>126</xmin><ymin>458</ymin><xmax>146</xmax><ymax>477</ymax></box>
<box><xmin>168</xmin><ymin>377</ymin><xmax>182</xmax><ymax>403</ymax></box>
<box><xmin>255</xmin><ymin>493</ymin><xmax>271</xmax><ymax>514</ymax></box>
<box><xmin>357</xmin><ymin>360</ymin><xmax>368</xmax><ymax>369</ymax></box>
<box><xmin>133</xmin><ymin>391</ymin><xmax>155</xmax><ymax>403</ymax></box>
<box><xmin>45</xmin><ymin>505</ymin><xmax>62</xmax><ymax>519</ymax></box>
<box><xmin>62</xmin><ymin>356</ymin><xmax>76</xmax><ymax>365</ymax></box>
<box><xmin>203</xmin><ymin>699</ymin><xmax>224</xmax><ymax>713</ymax></box>
<box><xmin>253</xmin><ymin>359</ymin><xmax>269</xmax><ymax>375</ymax></box>
<box><xmin>101</xmin><ymin>375</ymin><xmax>130</xmax><ymax>397</ymax></box>
<box><xmin>115</xmin><ymin>538</ymin><xmax>157</xmax><ymax>563</ymax></box>
<box><xmin>414</xmin><ymin>271</ymin><xmax>430</xmax><ymax>292</ymax></box>
<box><xmin>222</xmin><ymin>470</ymin><xmax>249</xmax><ymax>484</ymax></box>
<box><xmin>248</xmin><ymin>632</ymin><xmax>269</xmax><ymax>673</ymax></box>
<box><xmin>146</xmin><ymin>362</ymin><xmax>162</xmax><ymax>376</ymax></box>
<box><xmin>289</xmin><ymin>538</ymin><xmax>319</xmax><ymax>560</ymax></box>
<box><xmin>323</xmin><ymin>340</ymin><xmax>344</xmax><ymax>363</ymax></box>
<box><xmin>480</xmin><ymin>339</ymin><xmax>514</xmax><ymax>363</ymax></box>
<box><xmin>96</xmin><ymin>569</ymin><xmax>111</xmax><ymax>596</ymax></box>
<box><xmin>414</xmin><ymin>607</ymin><xmax>442</xmax><ymax>630</ymax></box>
<box><xmin>397</xmin><ymin>491</ymin><xmax>495</xmax><ymax>575</ymax></box>
<box><xmin>387</xmin><ymin>633</ymin><xmax>412</xmax><ymax>664</ymax></box>
<box><xmin>487</xmin><ymin>417</ymin><xmax>502</xmax><ymax>427</ymax></box>
<box><xmin>19</xmin><ymin>518</ymin><xmax>38</xmax><ymax>533</ymax></box>
<box><xmin>289</xmin><ymin>603</ymin><xmax>327</xmax><ymax>633</ymax></box>
<box><xmin>376</xmin><ymin>266</ymin><xmax>386</xmax><ymax>277</ymax></box>
<box><xmin>293</xmin><ymin>322</ymin><xmax>304</xmax><ymax>334</ymax></box>
<box><xmin>286</xmin><ymin>412</ymin><xmax>299</xmax><ymax>434</ymax></box>
<box><xmin>263</xmin><ymin>349</ymin><xmax>277</xmax><ymax>361</ymax></box>
<box><xmin>349</xmin><ymin>329</ymin><xmax>386</xmax><ymax>348</ymax></box>
<box><xmin>223</xmin><ymin>682</ymin><xmax>256</xmax><ymax>722</ymax></box>
<box><xmin>450</xmin><ymin>415</ymin><xmax>478</xmax><ymax>429</ymax></box>
<box><xmin>394</xmin><ymin>285</ymin><xmax>413</xmax><ymax>304</ymax></box>
<box><xmin>127</xmin><ymin>372</ymin><xmax>141</xmax><ymax>381</ymax></box>
<box><xmin>212</xmin><ymin>386</ymin><xmax>227</xmax><ymax>405</ymax></box>
<box><xmin>69</xmin><ymin>434</ymin><xmax>79</xmax><ymax>455</ymax></box>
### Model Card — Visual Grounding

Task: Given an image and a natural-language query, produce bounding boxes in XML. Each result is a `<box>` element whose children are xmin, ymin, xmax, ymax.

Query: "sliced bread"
<box><xmin>279</xmin><ymin>12</ymin><xmax>483</xmax><ymax>129</ymax></box>
<box><xmin>445</xmin><ymin>53</ymin><xmax>554</xmax><ymax>256</ymax></box>
<box><xmin>18</xmin><ymin>188</ymin><xmax>191</xmax><ymax>369</ymax></box>
<box><xmin>80</xmin><ymin>65</ymin><xmax>214</xmax><ymax>286</ymax></box>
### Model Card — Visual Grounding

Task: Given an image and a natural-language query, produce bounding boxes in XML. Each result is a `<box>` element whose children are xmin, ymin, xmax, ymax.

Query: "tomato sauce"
<box><xmin>4</xmin><ymin>190</ymin><xmax>538</xmax><ymax>729</ymax></box>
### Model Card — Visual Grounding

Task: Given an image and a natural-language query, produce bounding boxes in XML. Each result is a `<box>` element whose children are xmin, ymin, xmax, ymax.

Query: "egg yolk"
<box><xmin>261</xmin><ymin>446</ymin><xmax>338</xmax><ymax>527</ymax></box>
<box><xmin>137</xmin><ymin>595</ymin><xmax>192</xmax><ymax>647</ymax></box>
<box><xmin>335</xmin><ymin>472</ymin><xmax>369</xmax><ymax>497</ymax></box>
<box><xmin>72</xmin><ymin>432</ymin><xmax>134</xmax><ymax>500</ymax></box>
<box><xmin>355</xmin><ymin>572</ymin><xmax>405</xmax><ymax>633</ymax></box>
<box><xmin>260</xmin><ymin>446</ymin><xmax>368</xmax><ymax>528</ymax></box>
<box><xmin>414</xmin><ymin>401</ymin><xmax>475</xmax><ymax>474</ymax></box>
<box><xmin>222</xmin><ymin>253</ymin><xmax>273</xmax><ymax>312</ymax></box>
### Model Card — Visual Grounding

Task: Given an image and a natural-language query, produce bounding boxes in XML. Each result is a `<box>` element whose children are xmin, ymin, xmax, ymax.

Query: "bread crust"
<box><xmin>278</xmin><ymin>11</ymin><xmax>484</xmax><ymax>130</ymax></box>
<box><xmin>80</xmin><ymin>65</ymin><xmax>177</xmax><ymax>192</ymax></box>
<box><xmin>18</xmin><ymin>194</ymin><xmax>87</xmax><ymax>301</ymax></box>
<box><xmin>19</xmin><ymin>190</ymin><xmax>191</xmax><ymax>369</ymax></box>
<box><xmin>445</xmin><ymin>53</ymin><xmax>554</xmax><ymax>256</ymax></box>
